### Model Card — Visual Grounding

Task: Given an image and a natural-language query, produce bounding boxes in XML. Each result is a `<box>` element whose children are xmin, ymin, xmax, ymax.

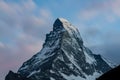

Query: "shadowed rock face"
<box><xmin>5</xmin><ymin>18</ymin><xmax>112</xmax><ymax>80</ymax></box>
<box><xmin>96</xmin><ymin>65</ymin><xmax>120</xmax><ymax>80</ymax></box>
<box><xmin>5</xmin><ymin>71</ymin><xmax>30</xmax><ymax>80</ymax></box>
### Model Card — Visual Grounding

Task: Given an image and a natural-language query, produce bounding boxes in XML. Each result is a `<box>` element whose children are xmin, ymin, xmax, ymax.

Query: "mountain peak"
<box><xmin>53</xmin><ymin>18</ymin><xmax>82</xmax><ymax>39</ymax></box>
<box><xmin>53</xmin><ymin>18</ymin><xmax>69</xmax><ymax>31</ymax></box>
<box><xmin>5</xmin><ymin>18</ymin><xmax>112</xmax><ymax>80</ymax></box>
<box><xmin>53</xmin><ymin>18</ymin><xmax>76</xmax><ymax>32</ymax></box>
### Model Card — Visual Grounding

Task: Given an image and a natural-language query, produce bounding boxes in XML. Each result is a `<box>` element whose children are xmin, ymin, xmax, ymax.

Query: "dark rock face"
<box><xmin>5</xmin><ymin>18</ymin><xmax>112</xmax><ymax>80</ymax></box>
<box><xmin>96</xmin><ymin>65</ymin><xmax>120</xmax><ymax>80</ymax></box>
<box><xmin>5</xmin><ymin>71</ymin><xmax>30</xmax><ymax>80</ymax></box>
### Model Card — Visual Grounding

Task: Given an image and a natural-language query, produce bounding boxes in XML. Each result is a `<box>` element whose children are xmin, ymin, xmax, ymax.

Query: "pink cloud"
<box><xmin>78</xmin><ymin>0</ymin><xmax>120</xmax><ymax>22</ymax></box>
<box><xmin>0</xmin><ymin>42</ymin><xmax>5</xmax><ymax>48</ymax></box>
<box><xmin>0</xmin><ymin>1</ymin><xmax>53</xmax><ymax>80</ymax></box>
<box><xmin>0</xmin><ymin>34</ymin><xmax>43</xmax><ymax>80</ymax></box>
<box><xmin>110</xmin><ymin>0</ymin><xmax>120</xmax><ymax>16</ymax></box>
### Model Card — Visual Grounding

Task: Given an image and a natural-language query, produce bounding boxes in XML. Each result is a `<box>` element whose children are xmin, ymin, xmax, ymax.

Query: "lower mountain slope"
<box><xmin>96</xmin><ymin>65</ymin><xmax>120</xmax><ymax>80</ymax></box>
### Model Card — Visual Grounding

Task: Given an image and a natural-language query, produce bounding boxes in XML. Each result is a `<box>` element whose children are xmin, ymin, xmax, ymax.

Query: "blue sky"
<box><xmin>0</xmin><ymin>0</ymin><xmax>120</xmax><ymax>80</ymax></box>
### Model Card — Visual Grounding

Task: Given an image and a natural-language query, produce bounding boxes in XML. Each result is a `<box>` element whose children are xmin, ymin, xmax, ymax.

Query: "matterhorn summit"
<box><xmin>5</xmin><ymin>18</ymin><xmax>112</xmax><ymax>80</ymax></box>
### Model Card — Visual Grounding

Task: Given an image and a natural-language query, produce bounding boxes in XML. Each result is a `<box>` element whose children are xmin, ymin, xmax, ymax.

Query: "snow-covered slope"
<box><xmin>5</xmin><ymin>18</ymin><xmax>112</xmax><ymax>80</ymax></box>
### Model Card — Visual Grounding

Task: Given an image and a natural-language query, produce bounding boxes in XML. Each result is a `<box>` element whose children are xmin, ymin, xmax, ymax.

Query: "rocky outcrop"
<box><xmin>5</xmin><ymin>71</ymin><xmax>30</xmax><ymax>80</ymax></box>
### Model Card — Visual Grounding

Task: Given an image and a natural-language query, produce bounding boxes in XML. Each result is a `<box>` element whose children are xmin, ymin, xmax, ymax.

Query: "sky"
<box><xmin>0</xmin><ymin>0</ymin><xmax>120</xmax><ymax>80</ymax></box>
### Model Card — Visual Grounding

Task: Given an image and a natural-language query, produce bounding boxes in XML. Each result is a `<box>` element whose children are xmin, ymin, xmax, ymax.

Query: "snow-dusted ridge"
<box><xmin>58</xmin><ymin>18</ymin><xmax>69</xmax><ymax>23</ymax></box>
<box><xmin>101</xmin><ymin>56</ymin><xmax>116</xmax><ymax>68</ymax></box>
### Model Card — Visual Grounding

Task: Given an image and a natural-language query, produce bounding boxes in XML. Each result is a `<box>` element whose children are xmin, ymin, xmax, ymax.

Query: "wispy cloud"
<box><xmin>78</xmin><ymin>0</ymin><xmax>120</xmax><ymax>22</ymax></box>
<box><xmin>0</xmin><ymin>1</ymin><xmax>53</xmax><ymax>80</ymax></box>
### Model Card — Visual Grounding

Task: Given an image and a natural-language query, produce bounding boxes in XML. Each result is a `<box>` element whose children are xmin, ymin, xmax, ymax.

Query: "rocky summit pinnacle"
<box><xmin>53</xmin><ymin>18</ymin><xmax>79</xmax><ymax>34</ymax></box>
<box><xmin>5</xmin><ymin>18</ymin><xmax>112</xmax><ymax>80</ymax></box>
